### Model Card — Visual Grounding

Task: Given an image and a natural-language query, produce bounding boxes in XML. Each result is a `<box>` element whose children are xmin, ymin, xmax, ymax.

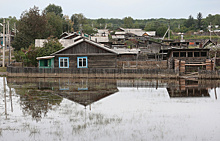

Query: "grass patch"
<box><xmin>0</xmin><ymin>67</ymin><xmax>7</xmax><ymax>72</ymax></box>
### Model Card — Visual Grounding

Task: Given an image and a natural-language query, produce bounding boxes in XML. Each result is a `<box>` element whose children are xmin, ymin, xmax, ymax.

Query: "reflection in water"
<box><xmin>167</xmin><ymin>79</ymin><xmax>210</xmax><ymax>98</ymax></box>
<box><xmin>2</xmin><ymin>77</ymin><xmax>220</xmax><ymax>141</ymax></box>
<box><xmin>7</xmin><ymin>78</ymin><xmax>119</xmax><ymax>120</ymax></box>
<box><xmin>7</xmin><ymin>78</ymin><xmax>63</xmax><ymax>121</ymax></box>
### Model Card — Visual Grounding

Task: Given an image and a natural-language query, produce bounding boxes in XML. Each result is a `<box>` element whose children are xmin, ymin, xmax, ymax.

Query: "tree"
<box><xmin>46</xmin><ymin>12</ymin><xmax>63</xmax><ymax>38</ymax></box>
<box><xmin>185</xmin><ymin>15</ymin><xmax>195</xmax><ymax>29</ymax></box>
<box><xmin>123</xmin><ymin>16</ymin><xmax>134</xmax><ymax>28</ymax></box>
<box><xmin>37</xmin><ymin>37</ymin><xmax>63</xmax><ymax>57</ymax></box>
<box><xmin>197</xmin><ymin>12</ymin><xmax>203</xmax><ymax>30</ymax></box>
<box><xmin>14</xmin><ymin>44</ymin><xmax>39</xmax><ymax>67</ymax></box>
<box><xmin>97</xmin><ymin>18</ymin><xmax>106</xmax><ymax>29</ymax></box>
<box><xmin>71</xmin><ymin>13</ymin><xmax>87</xmax><ymax>32</ymax></box>
<box><xmin>62</xmin><ymin>15</ymin><xmax>74</xmax><ymax>33</ymax></box>
<box><xmin>82</xmin><ymin>25</ymin><xmax>97</xmax><ymax>35</ymax></box>
<box><xmin>14</xmin><ymin>37</ymin><xmax>63</xmax><ymax>67</ymax></box>
<box><xmin>12</xmin><ymin>6</ymin><xmax>47</xmax><ymax>50</ymax></box>
<box><xmin>44</xmin><ymin>4</ymin><xmax>63</xmax><ymax>17</ymax></box>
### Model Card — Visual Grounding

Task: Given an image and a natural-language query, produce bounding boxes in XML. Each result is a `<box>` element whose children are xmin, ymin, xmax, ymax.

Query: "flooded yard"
<box><xmin>0</xmin><ymin>77</ymin><xmax>220</xmax><ymax>141</ymax></box>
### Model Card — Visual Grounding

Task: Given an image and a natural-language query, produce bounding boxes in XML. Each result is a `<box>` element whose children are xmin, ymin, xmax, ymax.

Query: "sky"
<box><xmin>1</xmin><ymin>0</ymin><xmax>220</xmax><ymax>19</ymax></box>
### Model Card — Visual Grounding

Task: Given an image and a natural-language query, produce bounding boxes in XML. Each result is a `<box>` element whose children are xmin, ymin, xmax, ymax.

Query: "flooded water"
<box><xmin>0</xmin><ymin>77</ymin><xmax>220</xmax><ymax>141</ymax></box>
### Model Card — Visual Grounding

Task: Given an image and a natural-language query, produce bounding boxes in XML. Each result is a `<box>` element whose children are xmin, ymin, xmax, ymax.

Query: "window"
<box><xmin>194</xmin><ymin>52</ymin><xmax>200</xmax><ymax>57</ymax></box>
<box><xmin>77</xmin><ymin>57</ymin><xmax>87</xmax><ymax>68</ymax></box>
<box><xmin>180</xmin><ymin>52</ymin><xmax>186</xmax><ymax>57</ymax></box>
<box><xmin>188</xmin><ymin>52</ymin><xmax>193</xmax><ymax>57</ymax></box>
<box><xmin>201</xmin><ymin>52</ymin><xmax>207</xmax><ymax>57</ymax></box>
<box><xmin>173</xmin><ymin>52</ymin><xmax>179</xmax><ymax>57</ymax></box>
<box><xmin>59</xmin><ymin>57</ymin><xmax>69</xmax><ymax>68</ymax></box>
<box><xmin>44</xmin><ymin>60</ymin><xmax>48</xmax><ymax>67</ymax></box>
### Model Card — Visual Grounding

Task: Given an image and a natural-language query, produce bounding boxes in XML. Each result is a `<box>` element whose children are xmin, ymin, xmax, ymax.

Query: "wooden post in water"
<box><xmin>9</xmin><ymin>87</ymin><xmax>13</xmax><ymax>112</ymax></box>
<box><xmin>214</xmin><ymin>87</ymin><xmax>217</xmax><ymax>100</ymax></box>
<box><xmin>3</xmin><ymin>77</ymin><xmax>7</xmax><ymax>119</ymax></box>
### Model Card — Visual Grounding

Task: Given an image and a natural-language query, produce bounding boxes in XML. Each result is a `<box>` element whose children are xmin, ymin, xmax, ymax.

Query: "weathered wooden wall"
<box><xmin>54</xmin><ymin>55</ymin><xmax>117</xmax><ymax>68</ymax></box>
<box><xmin>117</xmin><ymin>60</ymin><xmax>167</xmax><ymax>69</ymax></box>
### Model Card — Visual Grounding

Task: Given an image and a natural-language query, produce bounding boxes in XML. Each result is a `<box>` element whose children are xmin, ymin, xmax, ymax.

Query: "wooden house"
<box><xmin>37</xmin><ymin>38</ymin><xmax>118</xmax><ymax>69</ymax></box>
<box><xmin>167</xmin><ymin>48</ymin><xmax>212</xmax><ymax>72</ymax></box>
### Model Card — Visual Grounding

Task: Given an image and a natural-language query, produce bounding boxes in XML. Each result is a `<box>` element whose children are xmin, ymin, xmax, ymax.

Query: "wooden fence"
<box><xmin>198</xmin><ymin>70</ymin><xmax>220</xmax><ymax>79</ymax></box>
<box><xmin>7</xmin><ymin>67</ymin><xmax>178</xmax><ymax>79</ymax></box>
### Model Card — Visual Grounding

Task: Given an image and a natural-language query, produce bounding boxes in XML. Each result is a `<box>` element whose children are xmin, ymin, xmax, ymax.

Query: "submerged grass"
<box><xmin>29</xmin><ymin>126</ymin><xmax>40</xmax><ymax>137</ymax></box>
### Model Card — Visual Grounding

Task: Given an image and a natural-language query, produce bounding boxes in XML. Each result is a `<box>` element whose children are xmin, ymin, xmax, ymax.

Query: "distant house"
<box><xmin>35</xmin><ymin>33</ymin><xmax>83</xmax><ymax>48</ymax></box>
<box><xmin>118</xmin><ymin>27</ymin><xmax>156</xmax><ymax>37</ymax></box>
<box><xmin>94</xmin><ymin>29</ymin><xmax>109</xmax><ymax>37</ymax></box>
<box><xmin>167</xmin><ymin>48</ymin><xmax>211</xmax><ymax>72</ymax></box>
<box><xmin>37</xmin><ymin>38</ymin><xmax>118</xmax><ymax>69</ymax></box>
<box><xmin>90</xmin><ymin>36</ymin><xmax>112</xmax><ymax>47</ymax></box>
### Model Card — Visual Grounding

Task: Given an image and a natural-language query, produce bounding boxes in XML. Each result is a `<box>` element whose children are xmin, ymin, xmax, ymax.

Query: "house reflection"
<box><xmin>55</xmin><ymin>79</ymin><xmax>118</xmax><ymax>107</ymax></box>
<box><xmin>7</xmin><ymin>78</ymin><xmax>118</xmax><ymax>108</ymax></box>
<box><xmin>167</xmin><ymin>79</ymin><xmax>210</xmax><ymax>98</ymax></box>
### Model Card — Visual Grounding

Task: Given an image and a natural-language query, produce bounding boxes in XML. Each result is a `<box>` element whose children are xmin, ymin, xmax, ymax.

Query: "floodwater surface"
<box><xmin>0</xmin><ymin>77</ymin><xmax>220</xmax><ymax>141</ymax></box>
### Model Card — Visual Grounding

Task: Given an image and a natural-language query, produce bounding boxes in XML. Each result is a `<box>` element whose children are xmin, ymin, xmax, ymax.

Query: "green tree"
<box><xmin>123</xmin><ymin>16</ymin><xmax>134</xmax><ymax>28</ymax></box>
<box><xmin>197</xmin><ymin>12</ymin><xmax>203</xmax><ymax>30</ymax></box>
<box><xmin>44</xmin><ymin>4</ymin><xmax>63</xmax><ymax>17</ymax></box>
<box><xmin>82</xmin><ymin>25</ymin><xmax>97</xmax><ymax>35</ymax></box>
<box><xmin>37</xmin><ymin>37</ymin><xmax>63</xmax><ymax>57</ymax></box>
<box><xmin>45</xmin><ymin>12</ymin><xmax>63</xmax><ymax>38</ymax></box>
<box><xmin>14</xmin><ymin>44</ymin><xmax>39</xmax><ymax>67</ymax></box>
<box><xmin>97</xmin><ymin>18</ymin><xmax>106</xmax><ymax>29</ymax></box>
<box><xmin>71</xmin><ymin>13</ymin><xmax>87</xmax><ymax>32</ymax></box>
<box><xmin>184</xmin><ymin>15</ymin><xmax>195</xmax><ymax>29</ymax></box>
<box><xmin>62</xmin><ymin>15</ymin><xmax>74</xmax><ymax>33</ymax></box>
<box><xmin>12</xmin><ymin>6</ymin><xmax>47</xmax><ymax>50</ymax></box>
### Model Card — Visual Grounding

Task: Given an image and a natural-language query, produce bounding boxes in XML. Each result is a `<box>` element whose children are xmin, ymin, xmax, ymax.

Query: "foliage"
<box><xmin>14</xmin><ymin>44</ymin><xmax>39</xmax><ymax>67</ymax></box>
<box><xmin>62</xmin><ymin>15</ymin><xmax>74</xmax><ymax>33</ymax></box>
<box><xmin>197</xmin><ymin>12</ymin><xmax>203</xmax><ymax>30</ymax></box>
<box><xmin>45</xmin><ymin>12</ymin><xmax>63</xmax><ymax>38</ymax></box>
<box><xmin>37</xmin><ymin>37</ymin><xmax>63</xmax><ymax>57</ymax></box>
<box><xmin>71</xmin><ymin>13</ymin><xmax>87</xmax><ymax>32</ymax></box>
<box><xmin>0</xmin><ymin>16</ymin><xmax>17</xmax><ymax>33</ymax></box>
<box><xmin>14</xmin><ymin>37</ymin><xmax>63</xmax><ymax>67</ymax></box>
<box><xmin>123</xmin><ymin>16</ymin><xmax>134</xmax><ymax>28</ymax></box>
<box><xmin>144</xmin><ymin>21</ymin><xmax>167</xmax><ymax>37</ymax></box>
<box><xmin>82</xmin><ymin>24</ymin><xmax>97</xmax><ymax>35</ymax></box>
<box><xmin>12</xmin><ymin>6</ymin><xmax>47</xmax><ymax>50</ymax></box>
<box><xmin>43</xmin><ymin>4</ymin><xmax>63</xmax><ymax>17</ymax></box>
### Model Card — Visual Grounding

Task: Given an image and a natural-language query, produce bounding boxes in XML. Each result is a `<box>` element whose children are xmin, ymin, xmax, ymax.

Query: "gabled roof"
<box><xmin>61</xmin><ymin>32</ymin><xmax>79</xmax><ymax>39</ymax></box>
<box><xmin>51</xmin><ymin>38</ymin><xmax>118</xmax><ymax>55</ymax></box>
<box><xmin>203</xmin><ymin>39</ymin><xmax>216</xmax><ymax>48</ymax></box>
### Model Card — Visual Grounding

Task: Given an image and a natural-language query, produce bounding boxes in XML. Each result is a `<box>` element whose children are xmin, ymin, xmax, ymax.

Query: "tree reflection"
<box><xmin>13</xmin><ymin>87</ymin><xmax>63</xmax><ymax>121</ymax></box>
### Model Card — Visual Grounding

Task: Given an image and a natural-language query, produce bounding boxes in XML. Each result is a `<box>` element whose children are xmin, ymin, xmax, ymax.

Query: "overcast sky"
<box><xmin>1</xmin><ymin>0</ymin><xmax>219</xmax><ymax>19</ymax></box>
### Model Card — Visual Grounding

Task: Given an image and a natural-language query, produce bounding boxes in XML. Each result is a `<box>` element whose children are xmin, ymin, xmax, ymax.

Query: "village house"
<box><xmin>37</xmin><ymin>38</ymin><xmax>119</xmax><ymax>69</ymax></box>
<box><xmin>167</xmin><ymin>48</ymin><xmax>212</xmax><ymax>73</ymax></box>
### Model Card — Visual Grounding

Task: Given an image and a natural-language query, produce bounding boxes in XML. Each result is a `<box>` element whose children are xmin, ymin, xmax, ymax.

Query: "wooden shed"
<box><xmin>50</xmin><ymin>38</ymin><xmax>118</xmax><ymax>69</ymax></box>
<box><xmin>167</xmin><ymin>48</ymin><xmax>212</xmax><ymax>72</ymax></box>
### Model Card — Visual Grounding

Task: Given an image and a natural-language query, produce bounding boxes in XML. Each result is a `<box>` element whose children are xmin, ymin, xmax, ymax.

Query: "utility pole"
<box><xmin>168</xmin><ymin>20</ymin><xmax>170</xmax><ymax>40</ymax></box>
<box><xmin>210</xmin><ymin>22</ymin><xmax>212</xmax><ymax>41</ymax></box>
<box><xmin>2</xmin><ymin>19</ymin><xmax>5</xmax><ymax>67</ymax></box>
<box><xmin>7</xmin><ymin>20</ymin><xmax>11</xmax><ymax>65</ymax></box>
<box><xmin>14</xmin><ymin>23</ymin><xmax>16</xmax><ymax>35</ymax></box>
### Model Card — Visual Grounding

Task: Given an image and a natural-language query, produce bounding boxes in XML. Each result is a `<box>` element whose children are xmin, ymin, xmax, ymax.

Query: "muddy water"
<box><xmin>0</xmin><ymin>77</ymin><xmax>220</xmax><ymax>141</ymax></box>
